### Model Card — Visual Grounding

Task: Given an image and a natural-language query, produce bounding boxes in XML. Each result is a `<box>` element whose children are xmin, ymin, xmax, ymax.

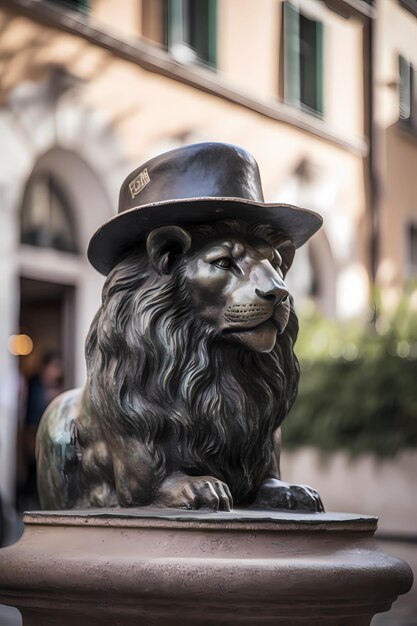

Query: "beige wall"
<box><xmin>92</xmin><ymin>0</ymin><xmax>142</xmax><ymax>36</ymax></box>
<box><xmin>282</xmin><ymin>447</ymin><xmax>417</xmax><ymax>534</ymax></box>
<box><xmin>217</xmin><ymin>0</ymin><xmax>280</xmax><ymax>99</ymax></box>
<box><xmin>324</xmin><ymin>8</ymin><xmax>364</xmax><ymax>139</ymax></box>
<box><xmin>375</xmin><ymin>0</ymin><xmax>417</xmax><ymax>301</ymax></box>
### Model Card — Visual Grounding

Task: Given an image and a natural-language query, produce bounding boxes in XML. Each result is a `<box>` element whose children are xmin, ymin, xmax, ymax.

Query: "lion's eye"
<box><xmin>213</xmin><ymin>257</ymin><xmax>233</xmax><ymax>270</ymax></box>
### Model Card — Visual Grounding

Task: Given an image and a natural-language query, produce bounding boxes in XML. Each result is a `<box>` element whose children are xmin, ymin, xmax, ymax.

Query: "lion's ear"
<box><xmin>277</xmin><ymin>240</ymin><xmax>296</xmax><ymax>277</ymax></box>
<box><xmin>146</xmin><ymin>225</ymin><xmax>192</xmax><ymax>275</ymax></box>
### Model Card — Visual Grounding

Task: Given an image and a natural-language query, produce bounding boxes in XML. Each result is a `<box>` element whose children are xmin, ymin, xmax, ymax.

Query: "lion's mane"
<box><xmin>86</xmin><ymin>220</ymin><xmax>300</xmax><ymax>505</ymax></box>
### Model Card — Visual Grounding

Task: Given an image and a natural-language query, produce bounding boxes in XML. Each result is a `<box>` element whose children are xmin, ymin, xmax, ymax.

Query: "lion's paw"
<box><xmin>253</xmin><ymin>478</ymin><xmax>324</xmax><ymax>513</ymax></box>
<box><xmin>156</xmin><ymin>473</ymin><xmax>233</xmax><ymax>511</ymax></box>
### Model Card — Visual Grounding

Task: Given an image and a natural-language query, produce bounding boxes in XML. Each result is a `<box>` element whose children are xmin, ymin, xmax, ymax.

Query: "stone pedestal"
<box><xmin>0</xmin><ymin>509</ymin><xmax>413</xmax><ymax>625</ymax></box>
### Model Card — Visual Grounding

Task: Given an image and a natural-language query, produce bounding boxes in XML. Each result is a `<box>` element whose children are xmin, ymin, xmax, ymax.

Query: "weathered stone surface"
<box><xmin>0</xmin><ymin>509</ymin><xmax>412</xmax><ymax>625</ymax></box>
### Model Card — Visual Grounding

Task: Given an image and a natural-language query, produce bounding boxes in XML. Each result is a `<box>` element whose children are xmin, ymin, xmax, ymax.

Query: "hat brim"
<box><xmin>87</xmin><ymin>197</ymin><xmax>323</xmax><ymax>275</ymax></box>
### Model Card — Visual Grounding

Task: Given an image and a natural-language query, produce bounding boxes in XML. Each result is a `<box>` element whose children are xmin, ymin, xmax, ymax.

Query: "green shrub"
<box><xmin>283</xmin><ymin>289</ymin><xmax>417</xmax><ymax>457</ymax></box>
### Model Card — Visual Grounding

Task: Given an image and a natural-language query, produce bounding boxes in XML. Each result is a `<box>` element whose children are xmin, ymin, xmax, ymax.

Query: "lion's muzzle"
<box><xmin>224</xmin><ymin>303</ymin><xmax>271</xmax><ymax>327</ymax></box>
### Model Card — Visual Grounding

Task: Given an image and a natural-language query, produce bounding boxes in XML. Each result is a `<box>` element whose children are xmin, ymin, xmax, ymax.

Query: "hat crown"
<box><xmin>119</xmin><ymin>142</ymin><xmax>264</xmax><ymax>214</ymax></box>
<box><xmin>88</xmin><ymin>141</ymin><xmax>323</xmax><ymax>275</ymax></box>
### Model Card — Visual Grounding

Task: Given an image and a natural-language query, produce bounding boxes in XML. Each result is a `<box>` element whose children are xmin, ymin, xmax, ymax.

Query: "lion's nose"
<box><xmin>255</xmin><ymin>286</ymin><xmax>289</xmax><ymax>306</ymax></box>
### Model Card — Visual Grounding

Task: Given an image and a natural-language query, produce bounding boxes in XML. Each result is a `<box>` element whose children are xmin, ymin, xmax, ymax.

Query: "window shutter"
<box><xmin>207</xmin><ymin>0</ymin><xmax>217</xmax><ymax>68</ymax></box>
<box><xmin>315</xmin><ymin>21</ymin><xmax>324</xmax><ymax>116</ymax></box>
<box><xmin>284</xmin><ymin>1</ymin><xmax>301</xmax><ymax>107</ymax></box>
<box><xmin>399</xmin><ymin>55</ymin><xmax>411</xmax><ymax>120</ymax></box>
<box><xmin>167</xmin><ymin>0</ymin><xmax>185</xmax><ymax>50</ymax></box>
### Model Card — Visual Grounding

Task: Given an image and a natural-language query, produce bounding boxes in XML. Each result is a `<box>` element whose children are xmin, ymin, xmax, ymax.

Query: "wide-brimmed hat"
<box><xmin>88</xmin><ymin>142</ymin><xmax>323</xmax><ymax>275</ymax></box>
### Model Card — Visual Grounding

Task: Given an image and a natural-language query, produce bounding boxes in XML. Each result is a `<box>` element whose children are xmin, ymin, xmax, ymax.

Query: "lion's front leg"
<box><xmin>252</xmin><ymin>477</ymin><xmax>324</xmax><ymax>512</ymax></box>
<box><xmin>155</xmin><ymin>471</ymin><xmax>233</xmax><ymax>511</ymax></box>
<box><xmin>110</xmin><ymin>437</ymin><xmax>160</xmax><ymax>507</ymax></box>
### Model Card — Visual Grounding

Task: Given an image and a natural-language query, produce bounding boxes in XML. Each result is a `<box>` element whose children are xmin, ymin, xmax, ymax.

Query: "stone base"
<box><xmin>0</xmin><ymin>508</ymin><xmax>413</xmax><ymax>625</ymax></box>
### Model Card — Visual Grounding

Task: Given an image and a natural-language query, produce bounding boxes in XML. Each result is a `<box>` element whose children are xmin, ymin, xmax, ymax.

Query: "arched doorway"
<box><xmin>0</xmin><ymin>75</ymin><xmax>128</xmax><ymax>511</ymax></box>
<box><xmin>16</xmin><ymin>169</ymin><xmax>80</xmax><ymax>509</ymax></box>
<box><xmin>15</xmin><ymin>149</ymin><xmax>114</xmax><ymax>509</ymax></box>
<box><xmin>18</xmin><ymin>147</ymin><xmax>115</xmax><ymax>385</ymax></box>
<box><xmin>19</xmin><ymin>172</ymin><xmax>79</xmax><ymax>388</ymax></box>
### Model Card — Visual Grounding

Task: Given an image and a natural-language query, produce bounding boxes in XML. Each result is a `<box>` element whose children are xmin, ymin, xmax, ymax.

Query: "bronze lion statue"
<box><xmin>36</xmin><ymin>143</ymin><xmax>324</xmax><ymax>513</ymax></box>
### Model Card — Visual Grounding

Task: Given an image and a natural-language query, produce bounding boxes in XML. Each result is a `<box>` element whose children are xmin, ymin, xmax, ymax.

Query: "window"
<box><xmin>142</xmin><ymin>0</ymin><xmax>217</xmax><ymax>68</ymax></box>
<box><xmin>399</xmin><ymin>55</ymin><xmax>417</xmax><ymax>127</ymax></box>
<box><xmin>48</xmin><ymin>0</ymin><xmax>89</xmax><ymax>13</ymax></box>
<box><xmin>283</xmin><ymin>2</ymin><xmax>324</xmax><ymax>117</ymax></box>
<box><xmin>21</xmin><ymin>174</ymin><xmax>79</xmax><ymax>254</ymax></box>
<box><xmin>166</xmin><ymin>0</ymin><xmax>217</xmax><ymax>67</ymax></box>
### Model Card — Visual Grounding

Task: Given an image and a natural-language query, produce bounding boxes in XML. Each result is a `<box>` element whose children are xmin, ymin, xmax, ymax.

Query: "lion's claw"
<box><xmin>253</xmin><ymin>478</ymin><xmax>324</xmax><ymax>513</ymax></box>
<box><xmin>156</xmin><ymin>473</ymin><xmax>233</xmax><ymax>511</ymax></box>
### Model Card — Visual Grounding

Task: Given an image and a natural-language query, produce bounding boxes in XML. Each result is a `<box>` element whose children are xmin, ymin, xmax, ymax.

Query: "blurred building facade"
<box><xmin>0</xmin><ymin>0</ymin><xmax>416</xmax><ymax>506</ymax></box>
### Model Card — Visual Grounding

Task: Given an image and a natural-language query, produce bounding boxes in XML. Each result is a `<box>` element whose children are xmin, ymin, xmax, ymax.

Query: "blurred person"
<box><xmin>14</xmin><ymin>371</ymin><xmax>27</xmax><ymax>507</ymax></box>
<box><xmin>19</xmin><ymin>351</ymin><xmax>64</xmax><ymax>510</ymax></box>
